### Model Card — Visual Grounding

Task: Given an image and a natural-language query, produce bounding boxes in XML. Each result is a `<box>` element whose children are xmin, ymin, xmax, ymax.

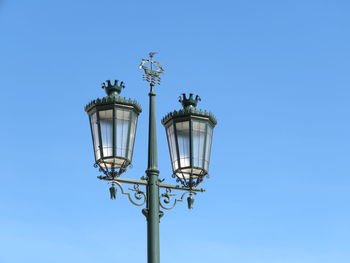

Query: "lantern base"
<box><xmin>172</xmin><ymin>168</ymin><xmax>207</xmax><ymax>188</ymax></box>
<box><xmin>94</xmin><ymin>158</ymin><xmax>131</xmax><ymax>178</ymax></box>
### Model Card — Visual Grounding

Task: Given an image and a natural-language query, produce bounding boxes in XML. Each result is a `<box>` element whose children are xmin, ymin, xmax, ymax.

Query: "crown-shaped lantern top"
<box><xmin>179</xmin><ymin>93</ymin><xmax>201</xmax><ymax>109</ymax></box>
<box><xmin>85</xmin><ymin>79</ymin><xmax>142</xmax><ymax>114</ymax></box>
<box><xmin>102</xmin><ymin>80</ymin><xmax>125</xmax><ymax>97</ymax></box>
<box><xmin>162</xmin><ymin>93</ymin><xmax>217</xmax><ymax>126</ymax></box>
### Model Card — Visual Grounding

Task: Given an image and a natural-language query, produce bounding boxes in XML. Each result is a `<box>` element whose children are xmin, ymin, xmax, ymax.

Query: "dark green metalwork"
<box><xmin>146</xmin><ymin>83</ymin><xmax>160</xmax><ymax>263</ymax></box>
<box><xmin>112</xmin><ymin>106</ymin><xmax>116</xmax><ymax>158</ymax></box>
<box><xmin>107</xmin><ymin>180</ymin><xmax>147</xmax><ymax>206</ymax></box>
<box><xmin>89</xmin><ymin>114</ymin><xmax>97</xmax><ymax>162</ymax></box>
<box><xmin>95</xmin><ymin>110</ymin><xmax>104</xmax><ymax>168</ymax></box>
<box><xmin>180</xmin><ymin>93</ymin><xmax>200</xmax><ymax>109</ymax></box>
<box><xmin>139</xmin><ymin>52</ymin><xmax>164</xmax><ymax>86</ymax></box>
<box><xmin>85</xmin><ymin>80</ymin><xmax>141</xmax><ymax>177</ymax></box>
<box><xmin>85</xmin><ymin>53</ymin><xmax>216</xmax><ymax>263</ymax></box>
<box><xmin>139</xmin><ymin>52</ymin><xmax>166</xmax><ymax>263</ymax></box>
<box><xmin>109</xmin><ymin>183</ymin><xmax>117</xmax><ymax>200</ymax></box>
<box><xmin>162</xmin><ymin>93</ymin><xmax>217</xmax><ymax>189</ymax></box>
<box><xmin>97</xmin><ymin>176</ymin><xmax>205</xmax><ymax>192</ymax></box>
<box><xmin>187</xmin><ymin>193</ymin><xmax>195</xmax><ymax>209</ymax></box>
<box><xmin>85</xmin><ymin>81</ymin><xmax>142</xmax><ymax>114</ymax></box>
<box><xmin>162</xmin><ymin>99</ymin><xmax>217</xmax><ymax>127</ymax></box>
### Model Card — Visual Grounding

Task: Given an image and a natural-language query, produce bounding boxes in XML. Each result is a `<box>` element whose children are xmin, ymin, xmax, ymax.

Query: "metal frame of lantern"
<box><xmin>84</xmin><ymin>53</ymin><xmax>217</xmax><ymax>263</ymax></box>
<box><xmin>162</xmin><ymin>93</ymin><xmax>217</xmax><ymax>190</ymax></box>
<box><xmin>85</xmin><ymin>80</ymin><xmax>142</xmax><ymax>178</ymax></box>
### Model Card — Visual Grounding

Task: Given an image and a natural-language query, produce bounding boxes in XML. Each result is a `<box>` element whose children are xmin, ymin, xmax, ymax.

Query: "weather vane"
<box><xmin>139</xmin><ymin>52</ymin><xmax>165</xmax><ymax>86</ymax></box>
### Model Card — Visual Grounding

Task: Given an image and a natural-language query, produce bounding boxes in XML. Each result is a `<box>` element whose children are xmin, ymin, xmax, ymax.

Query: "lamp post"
<box><xmin>84</xmin><ymin>53</ymin><xmax>217</xmax><ymax>263</ymax></box>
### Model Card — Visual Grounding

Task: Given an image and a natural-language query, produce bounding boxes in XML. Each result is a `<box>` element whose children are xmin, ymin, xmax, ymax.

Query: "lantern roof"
<box><xmin>85</xmin><ymin>80</ymin><xmax>142</xmax><ymax>114</ymax></box>
<box><xmin>162</xmin><ymin>93</ymin><xmax>217</xmax><ymax>126</ymax></box>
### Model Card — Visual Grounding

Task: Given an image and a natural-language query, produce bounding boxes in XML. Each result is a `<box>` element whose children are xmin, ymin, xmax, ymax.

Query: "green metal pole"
<box><xmin>146</xmin><ymin>83</ymin><xmax>160</xmax><ymax>263</ymax></box>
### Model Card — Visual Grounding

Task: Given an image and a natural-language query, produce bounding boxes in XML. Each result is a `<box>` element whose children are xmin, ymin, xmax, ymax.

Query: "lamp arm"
<box><xmin>98</xmin><ymin>175</ymin><xmax>205</xmax><ymax>192</ymax></box>
<box><xmin>98</xmin><ymin>175</ymin><xmax>205</xmax><ymax>210</ymax></box>
<box><xmin>99</xmin><ymin>177</ymin><xmax>147</xmax><ymax>207</ymax></box>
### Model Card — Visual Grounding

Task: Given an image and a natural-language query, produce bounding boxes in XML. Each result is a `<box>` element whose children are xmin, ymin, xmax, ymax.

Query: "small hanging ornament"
<box><xmin>187</xmin><ymin>193</ymin><xmax>195</xmax><ymax>209</ymax></box>
<box><xmin>109</xmin><ymin>183</ymin><xmax>117</xmax><ymax>200</ymax></box>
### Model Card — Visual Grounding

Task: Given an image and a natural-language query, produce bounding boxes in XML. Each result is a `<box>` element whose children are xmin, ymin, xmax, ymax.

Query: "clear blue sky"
<box><xmin>1</xmin><ymin>0</ymin><xmax>349</xmax><ymax>262</ymax></box>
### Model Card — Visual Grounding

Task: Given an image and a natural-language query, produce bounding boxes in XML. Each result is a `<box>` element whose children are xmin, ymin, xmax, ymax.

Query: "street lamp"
<box><xmin>84</xmin><ymin>53</ymin><xmax>217</xmax><ymax>263</ymax></box>
<box><xmin>85</xmin><ymin>80</ymin><xmax>141</xmax><ymax>177</ymax></box>
<box><xmin>162</xmin><ymin>93</ymin><xmax>217</xmax><ymax>189</ymax></box>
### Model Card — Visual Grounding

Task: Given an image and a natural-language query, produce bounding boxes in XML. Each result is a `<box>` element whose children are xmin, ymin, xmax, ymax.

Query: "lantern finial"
<box><xmin>178</xmin><ymin>93</ymin><xmax>201</xmax><ymax>109</ymax></box>
<box><xmin>102</xmin><ymin>80</ymin><xmax>125</xmax><ymax>97</ymax></box>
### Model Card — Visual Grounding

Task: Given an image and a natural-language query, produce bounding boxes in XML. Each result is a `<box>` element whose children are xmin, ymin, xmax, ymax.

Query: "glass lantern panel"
<box><xmin>127</xmin><ymin>111</ymin><xmax>138</xmax><ymax>161</ymax></box>
<box><xmin>115</xmin><ymin>109</ymin><xmax>131</xmax><ymax>159</ymax></box>
<box><xmin>176</xmin><ymin>167</ymin><xmax>203</xmax><ymax>180</ymax></box>
<box><xmin>99</xmin><ymin>110</ymin><xmax>113</xmax><ymax>157</ymax></box>
<box><xmin>176</xmin><ymin>172</ymin><xmax>190</xmax><ymax>180</ymax></box>
<box><xmin>192</xmin><ymin>120</ymin><xmax>206</xmax><ymax>169</ymax></box>
<box><xmin>100</xmin><ymin>157</ymin><xmax>126</xmax><ymax>169</ymax></box>
<box><xmin>175</xmin><ymin>121</ymin><xmax>190</xmax><ymax>168</ymax></box>
<box><xmin>166</xmin><ymin>123</ymin><xmax>178</xmax><ymax>171</ymax></box>
<box><xmin>90</xmin><ymin>112</ymin><xmax>100</xmax><ymax>160</ymax></box>
<box><xmin>204</xmin><ymin>124</ymin><xmax>213</xmax><ymax>171</ymax></box>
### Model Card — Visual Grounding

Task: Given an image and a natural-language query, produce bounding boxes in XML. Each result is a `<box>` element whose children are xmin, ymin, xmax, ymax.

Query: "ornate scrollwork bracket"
<box><xmin>160</xmin><ymin>188</ymin><xmax>197</xmax><ymax>210</ymax></box>
<box><xmin>99</xmin><ymin>176</ymin><xmax>147</xmax><ymax>207</ymax></box>
<box><xmin>98</xmin><ymin>176</ymin><xmax>205</xmax><ymax>210</ymax></box>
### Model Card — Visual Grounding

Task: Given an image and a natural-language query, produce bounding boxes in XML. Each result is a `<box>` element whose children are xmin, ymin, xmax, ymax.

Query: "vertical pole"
<box><xmin>146</xmin><ymin>83</ymin><xmax>160</xmax><ymax>263</ymax></box>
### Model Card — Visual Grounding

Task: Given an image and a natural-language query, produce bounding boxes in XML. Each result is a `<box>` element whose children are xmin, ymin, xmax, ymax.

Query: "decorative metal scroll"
<box><xmin>94</xmin><ymin>163</ymin><xmax>128</xmax><ymax>178</ymax></box>
<box><xmin>159</xmin><ymin>188</ymin><xmax>195</xmax><ymax>210</ymax></box>
<box><xmin>109</xmin><ymin>181</ymin><xmax>147</xmax><ymax>207</ymax></box>
<box><xmin>99</xmin><ymin>175</ymin><xmax>204</xmax><ymax>210</ymax></box>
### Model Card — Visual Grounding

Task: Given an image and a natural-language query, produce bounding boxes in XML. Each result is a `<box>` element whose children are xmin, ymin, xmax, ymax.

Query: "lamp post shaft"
<box><xmin>146</xmin><ymin>84</ymin><xmax>160</xmax><ymax>263</ymax></box>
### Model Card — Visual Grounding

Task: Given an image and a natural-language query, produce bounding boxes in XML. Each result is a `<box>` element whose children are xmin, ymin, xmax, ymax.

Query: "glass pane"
<box><xmin>176</xmin><ymin>168</ymin><xmax>202</xmax><ymax>180</ymax></box>
<box><xmin>192</xmin><ymin>120</ymin><xmax>206</xmax><ymax>169</ymax></box>
<box><xmin>115</xmin><ymin>109</ymin><xmax>131</xmax><ymax>159</ymax></box>
<box><xmin>175</xmin><ymin>121</ymin><xmax>190</xmax><ymax>168</ymax></box>
<box><xmin>166</xmin><ymin>124</ymin><xmax>178</xmax><ymax>171</ymax></box>
<box><xmin>99</xmin><ymin>110</ymin><xmax>113</xmax><ymax>157</ymax></box>
<box><xmin>204</xmin><ymin>124</ymin><xmax>213</xmax><ymax>171</ymax></box>
<box><xmin>176</xmin><ymin>171</ymin><xmax>191</xmax><ymax>180</ymax></box>
<box><xmin>100</xmin><ymin>157</ymin><xmax>125</xmax><ymax>169</ymax></box>
<box><xmin>90</xmin><ymin>112</ymin><xmax>100</xmax><ymax>160</ymax></box>
<box><xmin>127</xmin><ymin>111</ymin><xmax>138</xmax><ymax>161</ymax></box>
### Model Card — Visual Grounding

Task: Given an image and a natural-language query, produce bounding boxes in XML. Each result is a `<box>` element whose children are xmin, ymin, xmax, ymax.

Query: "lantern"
<box><xmin>85</xmin><ymin>80</ymin><xmax>141</xmax><ymax>177</ymax></box>
<box><xmin>162</xmin><ymin>94</ymin><xmax>217</xmax><ymax>188</ymax></box>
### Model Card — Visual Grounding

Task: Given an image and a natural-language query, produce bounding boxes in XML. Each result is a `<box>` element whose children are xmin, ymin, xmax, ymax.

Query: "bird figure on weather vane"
<box><xmin>139</xmin><ymin>52</ymin><xmax>165</xmax><ymax>86</ymax></box>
